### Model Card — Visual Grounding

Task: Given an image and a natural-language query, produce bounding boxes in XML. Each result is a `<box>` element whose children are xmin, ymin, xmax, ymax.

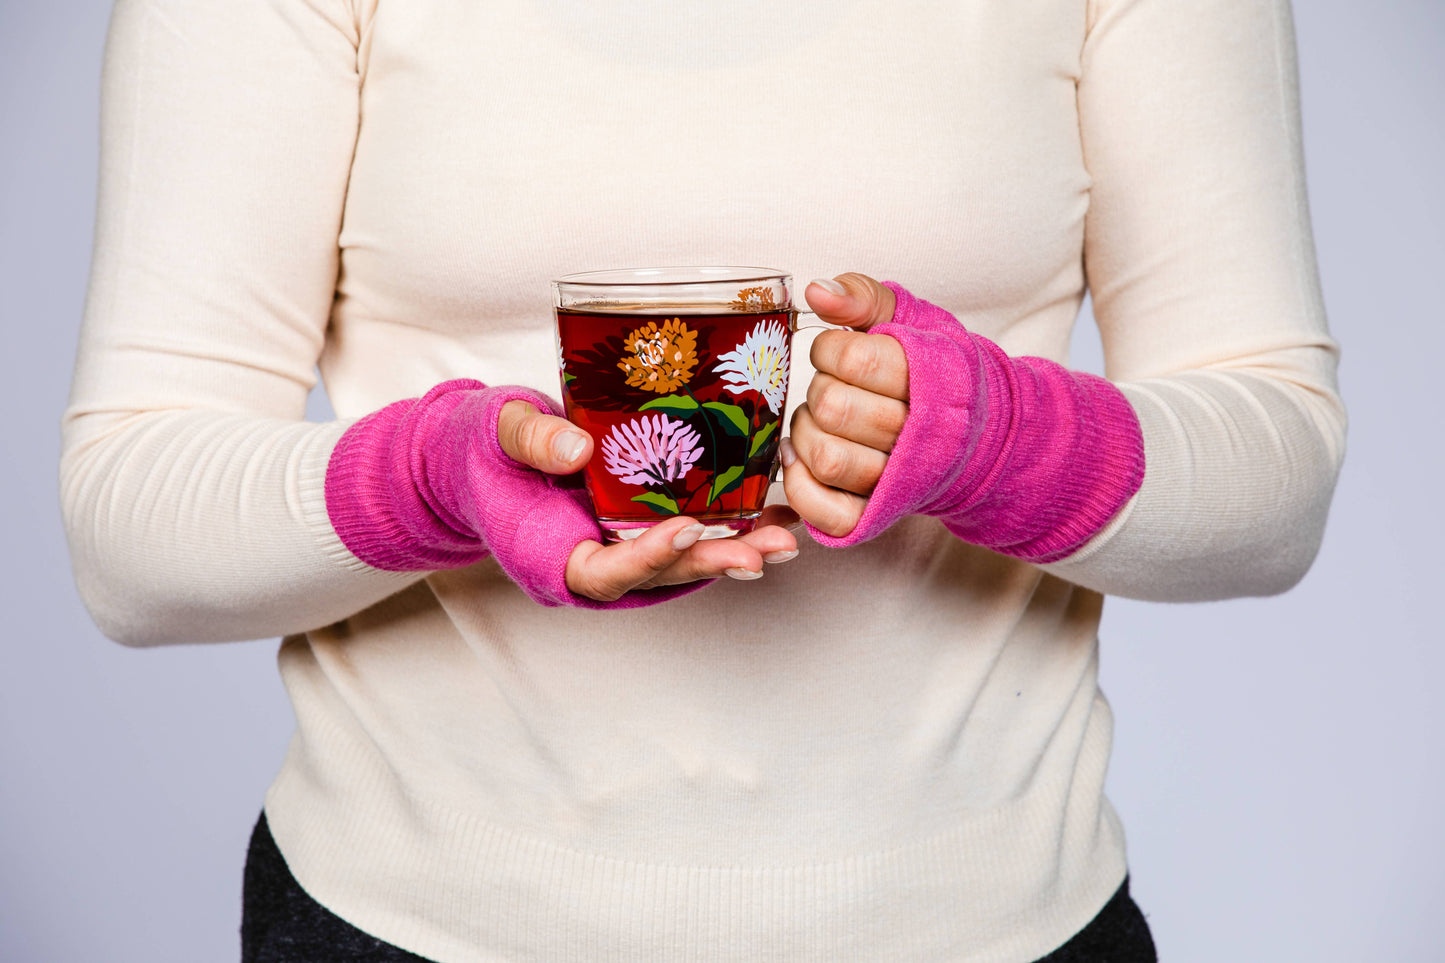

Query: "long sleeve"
<box><xmin>59</xmin><ymin>0</ymin><xmax>417</xmax><ymax>646</ymax></box>
<box><xmin>1040</xmin><ymin>0</ymin><xmax>1347</xmax><ymax>601</ymax></box>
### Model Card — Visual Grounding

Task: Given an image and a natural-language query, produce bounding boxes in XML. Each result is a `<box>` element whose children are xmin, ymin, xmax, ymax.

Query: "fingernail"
<box><xmin>725</xmin><ymin>567</ymin><xmax>764</xmax><ymax>580</ymax></box>
<box><xmin>763</xmin><ymin>549</ymin><xmax>798</xmax><ymax>564</ymax></box>
<box><xmin>553</xmin><ymin>431</ymin><xmax>587</xmax><ymax>464</ymax></box>
<box><xmin>779</xmin><ymin>437</ymin><xmax>797</xmax><ymax>469</ymax></box>
<box><xmin>672</xmin><ymin>523</ymin><xmax>705</xmax><ymax>551</ymax></box>
<box><xmin>810</xmin><ymin>277</ymin><xmax>847</xmax><ymax>297</ymax></box>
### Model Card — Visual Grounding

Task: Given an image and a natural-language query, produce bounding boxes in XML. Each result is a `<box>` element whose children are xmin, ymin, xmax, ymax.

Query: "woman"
<box><xmin>60</xmin><ymin>0</ymin><xmax>1344</xmax><ymax>959</ymax></box>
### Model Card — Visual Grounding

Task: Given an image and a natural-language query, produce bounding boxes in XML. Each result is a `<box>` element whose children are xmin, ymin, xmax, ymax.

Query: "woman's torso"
<box><xmin>266</xmin><ymin>2</ymin><xmax>1126</xmax><ymax>959</ymax></box>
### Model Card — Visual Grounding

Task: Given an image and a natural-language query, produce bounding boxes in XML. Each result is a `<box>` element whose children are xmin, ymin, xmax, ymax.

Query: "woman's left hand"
<box><xmin>783</xmin><ymin>273</ymin><xmax>911</xmax><ymax>538</ymax></box>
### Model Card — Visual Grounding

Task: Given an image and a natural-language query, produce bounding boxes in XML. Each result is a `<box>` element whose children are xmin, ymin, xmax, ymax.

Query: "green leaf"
<box><xmin>707</xmin><ymin>464</ymin><xmax>747</xmax><ymax>505</ymax></box>
<box><xmin>703</xmin><ymin>401</ymin><xmax>748</xmax><ymax>436</ymax></box>
<box><xmin>748</xmin><ymin>420</ymin><xmax>778</xmax><ymax>459</ymax></box>
<box><xmin>562</xmin><ymin>372</ymin><xmax>577</xmax><ymax>384</ymax></box>
<box><xmin>639</xmin><ymin>394</ymin><xmax>698</xmax><ymax>416</ymax></box>
<box><xmin>631</xmin><ymin>491</ymin><xmax>681</xmax><ymax>515</ymax></box>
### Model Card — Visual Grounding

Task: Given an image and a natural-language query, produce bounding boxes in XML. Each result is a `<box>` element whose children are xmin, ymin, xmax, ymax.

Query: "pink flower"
<box><xmin>601</xmin><ymin>414</ymin><xmax>706</xmax><ymax>486</ymax></box>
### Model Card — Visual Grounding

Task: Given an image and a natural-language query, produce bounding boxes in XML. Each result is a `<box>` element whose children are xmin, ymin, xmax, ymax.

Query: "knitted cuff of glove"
<box><xmin>324</xmin><ymin>380</ymin><xmax>492</xmax><ymax>572</ymax></box>
<box><xmin>809</xmin><ymin>283</ymin><xmax>1145</xmax><ymax>563</ymax></box>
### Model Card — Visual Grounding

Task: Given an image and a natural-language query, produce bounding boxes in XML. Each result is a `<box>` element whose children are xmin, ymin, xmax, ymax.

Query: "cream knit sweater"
<box><xmin>60</xmin><ymin>0</ymin><xmax>1345</xmax><ymax>959</ymax></box>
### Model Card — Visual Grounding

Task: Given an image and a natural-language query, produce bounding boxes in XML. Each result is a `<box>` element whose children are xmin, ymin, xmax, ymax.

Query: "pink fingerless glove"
<box><xmin>809</xmin><ymin>283</ymin><xmax>1145</xmax><ymax>564</ymax></box>
<box><xmin>324</xmin><ymin>378</ymin><xmax>695</xmax><ymax>608</ymax></box>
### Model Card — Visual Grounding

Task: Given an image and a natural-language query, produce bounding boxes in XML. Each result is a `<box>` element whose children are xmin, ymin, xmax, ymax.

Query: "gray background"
<box><xmin>2</xmin><ymin>1</ymin><xmax>1441</xmax><ymax>959</ymax></box>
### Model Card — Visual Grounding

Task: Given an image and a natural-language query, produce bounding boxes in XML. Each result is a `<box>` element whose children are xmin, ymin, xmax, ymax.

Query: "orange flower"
<box><xmin>729</xmin><ymin>286</ymin><xmax>778</xmax><ymax>313</ymax></box>
<box><xmin>618</xmin><ymin>318</ymin><xmax>700</xmax><ymax>393</ymax></box>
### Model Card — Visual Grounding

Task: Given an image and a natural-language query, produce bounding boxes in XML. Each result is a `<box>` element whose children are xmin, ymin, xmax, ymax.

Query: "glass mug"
<box><xmin>553</xmin><ymin>267</ymin><xmax>796</xmax><ymax>542</ymax></box>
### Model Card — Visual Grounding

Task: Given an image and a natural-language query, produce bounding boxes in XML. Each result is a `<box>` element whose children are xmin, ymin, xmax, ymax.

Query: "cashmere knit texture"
<box><xmin>810</xmin><ymin>282</ymin><xmax>1145</xmax><ymax>560</ymax></box>
<box><xmin>241</xmin><ymin>810</ymin><xmax>1155</xmax><ymax>962</ymax></box>
<box><xmin>60</xmin><ymin>0</ymin><xmax>1346</xmax><ymax>960</ymax></box>
<box><xmin>324</xmin><ymin>378</ymin><xmax>702</xmax><ymax>608</ymax></box>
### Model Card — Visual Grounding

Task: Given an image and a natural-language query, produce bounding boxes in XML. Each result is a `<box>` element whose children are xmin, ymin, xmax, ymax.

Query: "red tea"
<box><xmin>556</xmin><ymin>307</ymin><xmax>795</xmax><ymax>539</ymax></box>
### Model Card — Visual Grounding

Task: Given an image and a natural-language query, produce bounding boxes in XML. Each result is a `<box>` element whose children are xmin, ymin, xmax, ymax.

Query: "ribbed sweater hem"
<box><xmin>263</xmin><ymin>713</ymin><xmax>1129</xmax><ymax>963</ymax></box>
<box><xmin>296</xmin><ymin>420</ymin><xmax>401</xmax><ymax>577</ymax></box>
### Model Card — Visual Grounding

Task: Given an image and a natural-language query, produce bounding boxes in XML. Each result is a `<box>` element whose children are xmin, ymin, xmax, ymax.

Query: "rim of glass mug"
<box><xmin>553</xmin><ymin>266</ymin><xmax>841</xmax><ymax>330</ymax></box>
<box><xmin>553</xmin><ymin>266</ymin><xmax>792</xmax><ymax>317</ymax></box>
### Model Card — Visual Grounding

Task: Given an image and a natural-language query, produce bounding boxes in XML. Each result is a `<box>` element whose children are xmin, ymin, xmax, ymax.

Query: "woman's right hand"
<box><xmin>496</xmin><ymin>401</ymin><xmax>800</xmax><ymax>602</ymax></box>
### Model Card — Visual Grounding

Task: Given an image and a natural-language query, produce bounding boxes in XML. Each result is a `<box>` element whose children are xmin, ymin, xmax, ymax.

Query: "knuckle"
<box><xmin>837</xmin><ymin>336</ymin><xmax>880</xmax><ymax>385</ymax></box>
<box><xmin>571</xmin><ymin>552</ymin><xmax>623</xmax><ymax>602</ymax></box>
<box><xmin>886</xmin><ymin>400</ymin><xmax>909</xmax><ymax>439</ymax></box>
<box><xmin>808</xmin><ymin>440</ymin><xmax>851</xmax><ymax>486</ymax></box>
<box><xmin>811</xmin><ymin>381</ymin><xmax>851</xmax><ymax>434</ymax></box>
<box><xmin>633</xmin><ymin>538</ymin><xmax>679</xmax><ymax>576</ymax></box>
<box><xmin>858</xmin><ymin>277</ymin><xmax>895</xmax><ymax>327</ymax></box>
<box><xmin>809</xmin><ymin>331</ymin><xmax>843</xmax><ymax>370</ymax></box>
<box><xmin>644</xmin><ymin>550</ymin><xmax>676</xmax><ymax>577</ymax></box>
<box><xmin>585</xmin><ymin>573</ymin><xmax>625</xmax><ymax>603</ymax></box>
<box><xmin>817</xmin><ymin>499</ymin><xmax>860</xmax><ymax>537</ymax></box>
<box><xmin>517</xmin><ymin>415</ymin><xmax>545</xmax><ymax>461</ymax></box>
<box><xmin>781</xmin><ymin>464</ymin><xmax>800</xmax><ymax>499</ymax></box>
<box><xmin>781</xmin><ymin>462</ymin><xmax>818</xmax><ymax>509</ymax></box>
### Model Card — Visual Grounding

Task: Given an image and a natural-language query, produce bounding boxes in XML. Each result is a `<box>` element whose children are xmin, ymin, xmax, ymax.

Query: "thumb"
<box><xmin>496</xmin><ymin>400</ymin><xmax>593</xmax><ymax>475</ymax></box>
<box><xmin>803</xmin><ymin>273</ymin><xmax>896</xmax><ymax>331</ymax></box>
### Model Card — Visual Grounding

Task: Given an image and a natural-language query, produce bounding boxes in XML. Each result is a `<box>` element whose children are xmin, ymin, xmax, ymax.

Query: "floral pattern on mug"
<box><xmin>713</xmin><ymin>319</ymin><xmax>791</xmax><ymax>415</ymax></box>
<box><xmin>730</xmin><ymin>286</ymin><xmax>778</xmax><ymax>313</ymax></box>
<box><xmin>556</xmin><ymin>300</ymin><xmax>791</xmax><ymax>524</ymax></box>
<box><xmin>601</xmin><ymin>414</ymin><xmax>705</xmax><ymax>488</ymax></box>
<box><xmin>617</xmin><ymin>318</ymin><xmax>699</xmax><ymax>394</ymax></box>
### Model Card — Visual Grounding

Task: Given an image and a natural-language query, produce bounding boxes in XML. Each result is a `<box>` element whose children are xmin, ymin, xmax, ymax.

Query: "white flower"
<box><xmin>601</xmin><ymin>414</ymin><xmax>705</xmax><ymax>486</ymax></box>
<box><xmin>713</xmin><ymin>319</ymin><xmax>790</xmax><ymax>415</ymax></box>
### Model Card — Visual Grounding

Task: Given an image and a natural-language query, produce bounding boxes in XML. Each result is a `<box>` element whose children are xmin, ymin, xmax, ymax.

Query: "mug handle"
<box><xmin>790</xmin><ymin>309</ymin><xmax>850</xmax><ymax>334</ymax></box>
